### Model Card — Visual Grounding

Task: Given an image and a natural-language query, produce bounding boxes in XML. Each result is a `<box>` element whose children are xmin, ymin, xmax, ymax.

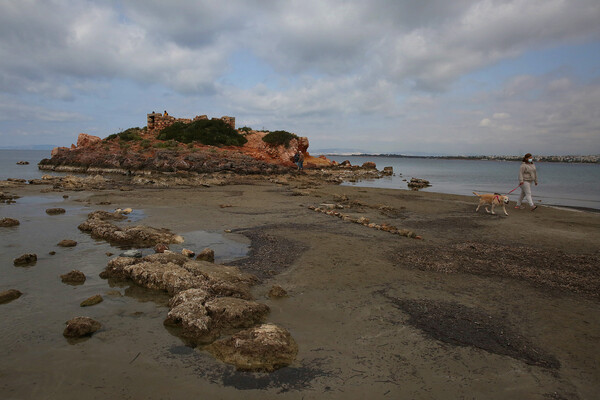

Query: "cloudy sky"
<box><xmin>1</xmin><ymin>0</ymin><xmax>599</xmax><ymax>155</ymax></box>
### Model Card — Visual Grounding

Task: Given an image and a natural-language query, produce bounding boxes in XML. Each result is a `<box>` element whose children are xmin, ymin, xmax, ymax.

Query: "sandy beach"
<box><xmin>2</xmin><ymin>173</ymin><xmax>599</xmax><ymax>399</ymax></box>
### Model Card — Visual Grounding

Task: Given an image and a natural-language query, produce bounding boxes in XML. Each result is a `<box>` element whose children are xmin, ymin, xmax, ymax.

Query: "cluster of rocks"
<box><xmin>100</xmin><ymin>252</ymin><xmax>297</xmax><ymax>371</ymax></box>
<box><xmin>78</xmin><ymin>210</ymin><xmax>184</xmax><ymax>248</ymax></box>
<box><xmin>312</xmin><ymin>162</ymin><xmax>393</xmax><ymax>184</ymax></box>
<box><xmin>16</xmin><ymin>161</ymin><xmax>29</xmax><ymax>165</ymax></box>
<box><xmin>28</xmin><ymin>174</ymin><xmax>111</xmax><ymax>191</ymax></box>
<box><xmin>0</xmin><ymin>191</ymin><xmax>19</xmax><ymax>204</ymax></box>
<box><xmin>39</xmin><ymin>147</ymin><xmax>290</xmax><ymax>176</ymax></box>
<box><xmin>308</xmin><ymin>204</ymin><xmax>420</xmax><ymax>239</ymax></box>
<box><xmin>407</xmin><ymin>178</ymin><xmax>431</xmax><ymax>189</ymax></box>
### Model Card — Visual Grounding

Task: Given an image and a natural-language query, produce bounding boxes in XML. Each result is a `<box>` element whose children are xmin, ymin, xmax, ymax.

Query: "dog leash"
<box><xmin>506</xmin><ymin>183</ymin><xmax>523</xmax><ymax>195</ymax></box>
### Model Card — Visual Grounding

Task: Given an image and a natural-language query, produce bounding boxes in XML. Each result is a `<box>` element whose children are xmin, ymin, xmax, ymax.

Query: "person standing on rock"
<box><xmin>516</xmin><ymin>153</ymin><xmax>538</xmax><ymax>211</ymax></box>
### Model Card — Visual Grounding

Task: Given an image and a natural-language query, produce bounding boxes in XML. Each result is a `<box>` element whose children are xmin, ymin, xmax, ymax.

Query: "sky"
<box><xmin>1</xmin><ymin>0</ymin><xmax>599</xmax><ymax>156</ymax></box>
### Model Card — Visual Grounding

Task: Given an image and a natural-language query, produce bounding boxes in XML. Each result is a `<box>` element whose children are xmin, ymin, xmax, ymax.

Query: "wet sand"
<box><xmin>1</xmin><ymin>176</ymin><xmax>599</xmax><ymax>399</ymax></box>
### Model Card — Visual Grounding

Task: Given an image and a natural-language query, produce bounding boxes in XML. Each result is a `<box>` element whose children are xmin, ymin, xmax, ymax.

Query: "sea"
<box><xmin>1</xmin><ymin>150</ymin><xmax>599</xmax><ymax>210</ymax></box>
<box><xmin>327</xmin><ymin>155</ymin><xmax>600</xmax><ymax>211</ymax></box>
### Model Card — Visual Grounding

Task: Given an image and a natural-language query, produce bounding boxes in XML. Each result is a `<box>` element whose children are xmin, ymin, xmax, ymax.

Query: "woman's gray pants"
<box><xmin>518</xmin><ymin>181</ymin><xmax>534</xmax><ymax>207</ymax></box>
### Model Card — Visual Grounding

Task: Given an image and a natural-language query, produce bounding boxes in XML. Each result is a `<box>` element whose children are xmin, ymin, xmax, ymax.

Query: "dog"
<box><xmin>473</xmin><ymin>192</ymin><xmax>509</xmax><ymax>216</ymax></box>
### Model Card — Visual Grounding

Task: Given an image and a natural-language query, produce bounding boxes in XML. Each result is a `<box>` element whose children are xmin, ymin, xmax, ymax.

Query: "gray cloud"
<box><xmin>1</xmin><ymin>0</ymin><xmax>599</xmax><ymax>153</ymax></box>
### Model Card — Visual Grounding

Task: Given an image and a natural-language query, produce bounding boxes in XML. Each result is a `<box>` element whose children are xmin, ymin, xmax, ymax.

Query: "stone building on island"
<box><xmin>147</xmin><ymin>112</ymin><xmax>235</xmax><ymax>132</ymax></box>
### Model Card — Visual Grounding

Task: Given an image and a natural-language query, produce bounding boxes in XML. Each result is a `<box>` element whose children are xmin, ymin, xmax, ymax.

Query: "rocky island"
<box><xmin>39</xmin><ymin>111</ymin><xmax>334</xmax><ymax>175</ymax></box>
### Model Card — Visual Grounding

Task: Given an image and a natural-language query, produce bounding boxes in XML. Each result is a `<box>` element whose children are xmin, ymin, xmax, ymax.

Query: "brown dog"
<box><xmin>473</xmin><ymin>192</ymin><xmax>509</xmax><ymax>215</ymax></box>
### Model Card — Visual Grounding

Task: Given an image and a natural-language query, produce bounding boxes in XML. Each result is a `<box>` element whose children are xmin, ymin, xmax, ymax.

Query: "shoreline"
<box><xmin>320</xmin><ymin>153</ymin><xmax>600</xmax><ymax>164</ymax></box>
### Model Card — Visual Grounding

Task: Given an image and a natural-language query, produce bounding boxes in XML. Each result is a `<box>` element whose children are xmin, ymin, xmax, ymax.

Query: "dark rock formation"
<box><xmin>57</xmin><ymin>239</ymin><xmax>78</xmax><ymax>247</ymax></box>
<box><xmin>46</xmin><ymin>208</ymin><xmax>66</xmax><ymax>215</ymax></box>
<box><xmin>209</xmin><ymin>323</ymin><xmax>298</xmax><ymax>371</ymax></box>
<box><xmin>0</xmin><ymin>289</ymin><xmax>22</xmax><ymax>304</ymax></box>
<box><xmin>63</xmin><ymin>316</ymin><xmax>101</xmax><ymax>338</ymax></box>
<box><xmin>61</xmin><ymin>270</ymin><xmax>86</xmax><ymax>284</ymax></box>
<box><xmin>16</xmin><ymin>161</ymin><xmax>30</xmax><ymax>165</ymax></box>
<box><xmin>80</xmin><ymin>294</ymin><xmax>103</xmax><ymax>307</ymax></box>
<box><xmin>407</xmin><ymin>178</ymin><xmax>431</xmax><ymax>189</ymax></box>
<box><xmin>13</xmin><ymin>253</ymin><xmax>37</xmax><ymax>266</ymax></box>
<box><xmin>0</xmin><ymin>218</ymin><xmax>20</xmax><ymax>227</ymax></box>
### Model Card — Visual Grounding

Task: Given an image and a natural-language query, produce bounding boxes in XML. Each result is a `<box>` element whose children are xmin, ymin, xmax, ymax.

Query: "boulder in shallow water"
<box><xmin>268</xmin><ymin>285</ymin><xmax>288</xmax><ymax>298</ymax></box>
<box><xmin>80</xmin><ymin>294</ymin><xmax>103</xmax><ymax>307</ymax></box>
<box><xmin>63</xmin><ymin>316</ymin><xmax>101</xmax><ymax>338</ymax></box>
<box><xmin>196</xmin><ymin>248</ymin><xmax>215</xmax><ymax>262</ymax></box>
<box><xmin>361</xmin><ymin>161</ymin><xmax>377</xmax><ymax>169</ymax></box>
<box><xmin>46</xmin><ymin>208</ymin><xmax>66</xmax><ymax>215</ymax></box>
<box><xmin>0</xmin><ymin>218</ymin><xmax>20</xmax><ymax>227</ymax></box>
<box><xmin>61</xmin><ymin>270</ymin><xmax>86</xmax><ymax>284</ymax></box>
<box><xmin>0</xmin><ymin>289</ymin><xmax>22</xmax><ymax>304</ymax></box>
<box><xmin>209</xmin><ymin>323</ymin><xmax>298</xmax><ymax>371</ymax></box>
<box><xmin>13</xmin><ymin>253</ymin><xmax>37</xmax><ymax>266</ymax></box>
<box><xmin>57</xmin><ymin>239</ymin><xmax>78</xmax><ymax>247</ymax></box>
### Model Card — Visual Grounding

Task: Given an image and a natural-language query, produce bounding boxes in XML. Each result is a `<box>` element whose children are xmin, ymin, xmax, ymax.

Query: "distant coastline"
<box><xmin>318</xmin><ymin>153</ymin><xmax>600</xmax><ymax>164</ymax></box>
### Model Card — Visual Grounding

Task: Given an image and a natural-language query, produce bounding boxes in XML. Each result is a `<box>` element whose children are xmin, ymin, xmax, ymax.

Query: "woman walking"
<box><xmin>516</xmin><ymin>153</ymin><xmax>538</xmax><ymax>211</ymax></box>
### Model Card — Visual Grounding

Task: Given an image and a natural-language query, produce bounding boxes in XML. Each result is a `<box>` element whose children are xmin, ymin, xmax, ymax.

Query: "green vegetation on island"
<box><xmin>105</xmin><ymin>127</ymin><xmax>144</xmax><ymax>142</ymax></box>
<box><xmin>261</xmin><ymin>130</ymin><xmax>298</xmax><ymax>148</ymax></box>
<box><xmin>157</xmin><ymin>119</ymin><xmax>247</xmax><ymax>146</ymax></box>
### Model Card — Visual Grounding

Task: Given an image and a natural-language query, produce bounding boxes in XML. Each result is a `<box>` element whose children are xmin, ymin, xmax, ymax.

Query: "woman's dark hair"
<box><xmin>522</xmin><ymin>153</ymin><xmax>532</xmax><ymax>162</ymax></box>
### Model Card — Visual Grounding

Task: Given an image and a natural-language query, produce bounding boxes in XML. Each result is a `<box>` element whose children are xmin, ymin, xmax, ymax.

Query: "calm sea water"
<box><xmin>1</xmin><ymin>150</ymin><xmax>598</xmax><ymax>210</ymax></box>
<box><xmin>327</xmin><ymin>155</ymin><xmax>600</xmax><ymax>210</ymax></box>
<box><xmin>0</xmin><ymin>149</ymin><xmax>54</xmax><ymax>180</ymax></box>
